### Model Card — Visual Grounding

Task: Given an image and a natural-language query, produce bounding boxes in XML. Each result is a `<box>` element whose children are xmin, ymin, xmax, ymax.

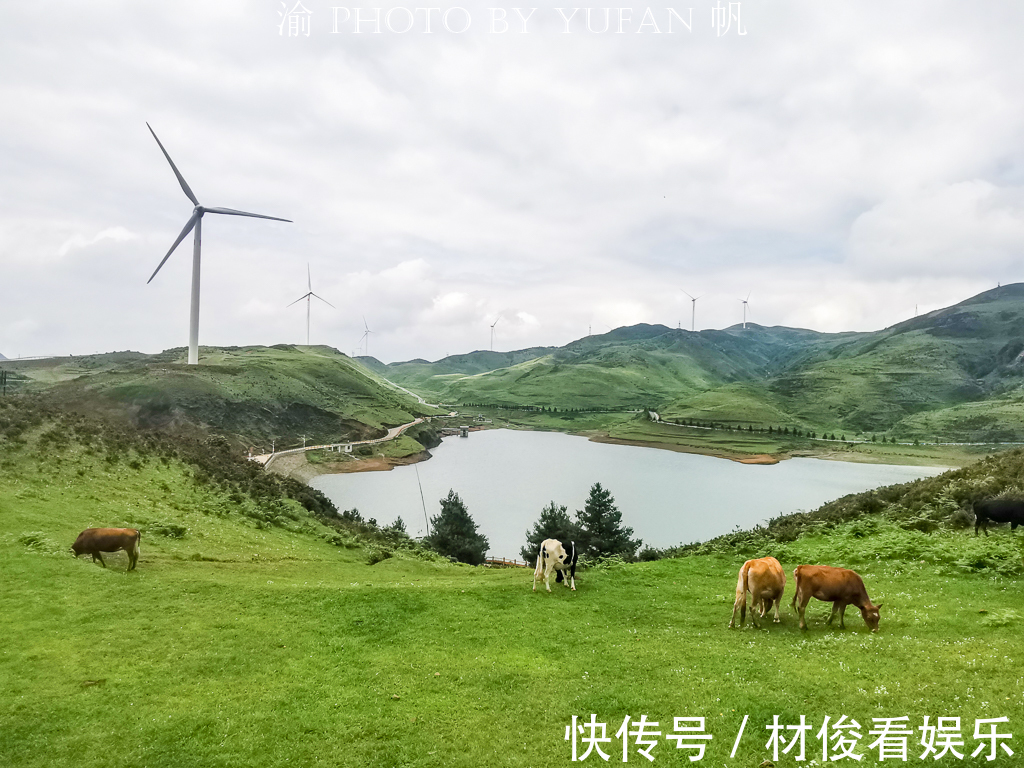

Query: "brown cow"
<box><xmin>729</xmin><ymin>556</ymin><xmax>786</xmax><ymax>628</ymax></box>
<box><xmin>71</xmin><ymin>528</ymin><xmax>141</xmax><ymax>570</ymax></box>
<box><xmin>791</xmin><ymin>564</ymin><xmax>881</xmax><ymax>632</ymax></box>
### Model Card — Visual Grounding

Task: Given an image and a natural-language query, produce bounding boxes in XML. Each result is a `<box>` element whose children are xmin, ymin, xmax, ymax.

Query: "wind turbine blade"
<box><xmin>681</xmin><ymin>289</ymin><xmax>694</xmax><ymax>300</ymax></box>
<box><xmin>204</xmin><ymin>206</ymin><xmax>291</xmax><ymax>223</ymax></box>
<box><xmin>310</xmin><ymin>293</ymin><xmax>335</xmax><ymax>308</ymax></box>
<box><xmin>287</xmin><ymin>293</ymin><xmax>312</xmax><ymax>307</ymax></box>
<box><xmin>148</xmin><ymin>211</ymin><xmax>199</xmax><ymax>283</ymax></box>
<box><xmin>147</xmin><ymin>123</ymin><xmax>199</xmax><ymax>207</ymax></box>
<box><xmin>363</xmin><ymin>316</ymin><xmax>369</xmax><ymax>332</ymax></box>
<box><xmin>307</xmin><ymin>263</ymin><xmax>311</xmax><ymax>292</ymax></box>
<box><xmin>746</xmin><ymin>291</ymin><xmax>752</xmax><ymax>301</ymax></box>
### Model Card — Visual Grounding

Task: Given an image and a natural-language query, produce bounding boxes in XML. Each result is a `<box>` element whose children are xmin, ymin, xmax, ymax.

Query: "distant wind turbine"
<box><xmin>739</xmin><ymin>292</ymin><xmax>751</xmax><ymax>329</ymax></box>
<box><xmin>145</xmin><ymin>123</ymin><xmax>291</xmax><ymax>365</ymax></box>
<box><xmin>360</xmin><ymin>316</ymin><xmax>373</xmax><ymax>357</ymax></box>
<box><xmin>490</xmin><ymin>316</ymin><xmax>500</xmax><ymax>351</ymax></box>
<box><xmin>287</xmin><ymin>264</ymin><xmax>334</xmax><ymax>346</ymax></box>
<box><xmin>681</xmin><ymin>289</ymin><xmax>701</xmax><ymax>332</ymax></box>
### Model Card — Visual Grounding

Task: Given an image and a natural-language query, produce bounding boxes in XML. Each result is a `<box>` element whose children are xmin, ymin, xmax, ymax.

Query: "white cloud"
<box><xmin>3</xmin><ymin>1</ymin><xmax>1024</xmax><ymax>361</ymax></box>
<box><xmin>57</xmin><ymin>226</ymin><xmax>138</xmax><ymax>258</ymax></box>
<box><xmin>848</xmin><ymin>182</ymin><xmax>1024</xmax><ymax>278</ymax></box>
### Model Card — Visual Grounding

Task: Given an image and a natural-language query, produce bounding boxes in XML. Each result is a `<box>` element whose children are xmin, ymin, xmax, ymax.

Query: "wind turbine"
<box><xmin>287</xmin><ymin>264</ymin><xmax>335</xmax><ymax>346</ymax></box>
<box><xmin>739</xmin><ymin>292</ymin><xmax>751</xmax><ymax>329</ymax></box>
<box><xmin>490</xmin><ymin>316</ymin><xmax>500</xmax><ymax>351</ymax></box>
<box><xmin>145</xmin><ymin>123</ymin><xmax>291</xmax><ymax>365</ymax></box>
<box><xmin>360</xmin><ymin>316</ymin><xmax>373</xmax><ymax>357</ymax></box>
<box><xmin>681</xmin><ymin>289</ymin><xmax>701</xmax><ymax>332</ymax></box>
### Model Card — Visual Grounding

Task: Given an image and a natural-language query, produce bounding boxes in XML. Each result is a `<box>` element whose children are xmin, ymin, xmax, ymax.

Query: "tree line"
<box><xmin>417</xmin><ymin>482</ymin><xmax>642</xmax><ymax>565</ymax></box>
<box><xmin>668</xmin><ymin>417</ymin><xmax>907</xmax><ymax>443</ymax></box>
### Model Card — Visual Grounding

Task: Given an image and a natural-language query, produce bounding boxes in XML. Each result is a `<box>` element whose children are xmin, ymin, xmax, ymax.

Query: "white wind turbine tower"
<box><xmin>490</xmin><ymin>316</ymin><xmax>500</xmax><ymax>351</ymax></box>
<box><xmin>681</xmin><ymin>289</ymin><xmax>701</xmax><ymax>332</ymax></box>
<box><xmin>360</xmin><ymin>317</ymin><xmax>374</xmax><ymax>357</ymax></box>
<box><xmin>145</xmin><ymin>124</ymin><xmax>290</xmax><ymax>365</ymax></box>
<box><xmin>739</xmin><ymin>292</ymin><xmax>751</xmax><ymax>329</ymax></box>
<box><xmin>287</xmin><ymin>264</ymin><xmax>334</xmax><ymax>346</ymax></box>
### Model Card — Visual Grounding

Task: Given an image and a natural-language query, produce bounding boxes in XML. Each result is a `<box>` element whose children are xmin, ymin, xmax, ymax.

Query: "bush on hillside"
<box><xmin>670</xmin><ymin>448</ymin><xmax>1024</xmax><ymax>557</ymax></box>
<box><xmin>0</xmin><ymin>395</ymin><xmax>337</xmax><ymax>527</ymax></box>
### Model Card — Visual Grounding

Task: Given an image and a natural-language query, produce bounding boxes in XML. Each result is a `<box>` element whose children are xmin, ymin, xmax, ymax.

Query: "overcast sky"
<box><xmin>3</xmin><ymin>1</ymin><xmax>1023</xmax><ymax>363</ymax></box>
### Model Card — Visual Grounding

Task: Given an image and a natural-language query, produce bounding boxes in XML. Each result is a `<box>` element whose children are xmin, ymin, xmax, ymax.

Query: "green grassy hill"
<box><xmin>4</xmin><ymin>396</ymin><xmax>1024</xmax><ymax>767</ymax></box>
<box><xmin>383</xmin><ymin>323</ymin><xmax>853</xmax><ymax>410</ymax></box>
<box><xmin>759</xmin><ymin>284</ymin><xmax>1024</xmax><ymax>436</ymax></box>
<box><xmin>0</xmin><ymin>345</ymin><xmax>441</xmax><ymax>449</ymax></box>
<box><xmin>383</xmin><ymin>285</ymin><xmax>1024</xmax><ymax>443</ymax></box>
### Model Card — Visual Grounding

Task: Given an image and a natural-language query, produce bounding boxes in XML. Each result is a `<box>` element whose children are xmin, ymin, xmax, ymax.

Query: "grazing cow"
<box><xmin>729</xmin><ymin>556</ymin><xmax>786</xmax><ymax>629</ymax></box>
<box><xmin>791</xmin><ymin>565</ymin><xmax>881</xmax><ymax>632</ymax></box>
<box><xmin>973</xmin><ymin>498</ymin><xmax>1024</xmax><ymax>536</ymax></box>
<box><xmin>532</xmin><ymin>538</ymin><xmax>578</xmax><ymax>592</ymax></box>
<box><xmin>71</xmin><ymin>528</ymin><xmax>141</xmax><ymax>571</ymax></box>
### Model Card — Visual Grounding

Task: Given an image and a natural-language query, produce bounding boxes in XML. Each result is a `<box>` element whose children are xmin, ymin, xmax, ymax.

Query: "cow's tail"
<box><xmin>729</xmin><ymin>560</ymin><xmax>750</xmax><ymax>628</ymax></box>
<box><xmin>735</xmin><ymin>561</ymin><xmax>749</xmax><ymax>602</ymax></box>
<box><xmin>532</xmin><ymin>544</ymin><xmax>546</xmax><ymax>590</ymax></box>
<box><xmin>131</xmin><ymin>530</ymin><xmax>141</xmax><ymax>568</ymax></box>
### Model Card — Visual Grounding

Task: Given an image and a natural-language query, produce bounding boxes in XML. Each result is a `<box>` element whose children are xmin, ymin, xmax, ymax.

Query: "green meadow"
<box><xmin>4</xmin><ymin>414</ymin><xmax>1024</xmax><ymax>767</ymax></box>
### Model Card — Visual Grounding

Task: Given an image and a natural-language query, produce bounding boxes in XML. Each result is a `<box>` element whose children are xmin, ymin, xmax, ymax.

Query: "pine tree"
<box><xmin>575</xmin><ymin>482</ymin><xmax>642</xmax><ymax>561</ymax></box>
<box><xmin>520</xmin><ymin>501</ymin><xmax>579</xmax><ymax>561</ymax></box>
<box><xmin>423</xmin><ymin>490</ymin><xmax>489</xmax><ymax>565</ymax></box>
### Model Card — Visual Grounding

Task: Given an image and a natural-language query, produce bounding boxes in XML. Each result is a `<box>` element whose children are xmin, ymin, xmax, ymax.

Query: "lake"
<box><xmin>310</xmin><ymin>429</ymin><xmax>946</xmax><ymax>559</ymax></box>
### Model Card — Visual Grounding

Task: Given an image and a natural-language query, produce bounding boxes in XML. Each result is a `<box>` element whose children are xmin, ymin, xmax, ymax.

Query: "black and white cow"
<box><xmin>532</xmin><ymin>538</ymin><xmax>578</xmax><ymax>592</ymax></box>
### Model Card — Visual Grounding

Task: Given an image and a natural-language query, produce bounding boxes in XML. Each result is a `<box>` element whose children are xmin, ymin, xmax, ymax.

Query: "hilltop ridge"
<box><xmin>377</xmin><ymin>284</ymin><xmax>1024</xmax><ymax>443</ymax></box>
<box><xmin>0</xmin><ymin>345</ymin><xmax>443</xmax><ymax>451</ymax></box>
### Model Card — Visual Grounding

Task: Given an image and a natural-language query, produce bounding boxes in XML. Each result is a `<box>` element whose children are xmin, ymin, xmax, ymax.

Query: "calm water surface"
<box><xmin>310</xmin><ymin>429</ymin><xmax>946</xmax><ymax>559</ymax></box>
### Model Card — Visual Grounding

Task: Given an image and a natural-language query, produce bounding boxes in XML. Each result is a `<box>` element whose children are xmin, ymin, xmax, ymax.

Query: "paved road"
<box><xmin>252</xmin><ymin>417</ymin><xmax>425</xmax><ymax>468</ymax></box>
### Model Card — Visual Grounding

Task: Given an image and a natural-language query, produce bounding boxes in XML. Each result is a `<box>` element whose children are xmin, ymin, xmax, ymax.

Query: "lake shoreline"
<box><xmin>309</xmin><ymin>428</ymin><xmax>948</xmax><ymax>554</ymax></box>
<box><xmin>585</xmin><ymin>433</ymin><xmax>784</xmax><ymax>464</ymax></box>
<box><xmin>283</xmin><ymin>424</ymin><xmax>962</xmax><ymax>481</ymax></box>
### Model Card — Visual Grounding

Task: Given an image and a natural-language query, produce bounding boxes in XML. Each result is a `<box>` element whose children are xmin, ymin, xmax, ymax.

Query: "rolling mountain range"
<box><xmin>4</xmin><ymin>285</ymin><xmax>1024</xmax><ymax>447</ymax></box>
<box><xmin>0</xmin><ymin>346</ymin><xmax>438</xmax><ymax>448</ymax></box>
<box><xmin>373</xmin><ymin>284</ymin><xmax>1024</xmax><ymax>442</ymax></box>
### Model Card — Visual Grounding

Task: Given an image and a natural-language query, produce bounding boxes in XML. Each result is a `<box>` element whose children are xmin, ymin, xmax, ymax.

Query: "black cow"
<box><xmin>974</xmin><ymin>498</ymin><xmax>1024</xmax><ymax>536</ymax></box>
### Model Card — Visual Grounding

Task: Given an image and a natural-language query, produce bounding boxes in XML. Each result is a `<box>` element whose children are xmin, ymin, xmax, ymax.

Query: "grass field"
<box><xmin>4</xmin><ymin>429</ymin><xmax>1024</xmax><ymax>766</ymax></box>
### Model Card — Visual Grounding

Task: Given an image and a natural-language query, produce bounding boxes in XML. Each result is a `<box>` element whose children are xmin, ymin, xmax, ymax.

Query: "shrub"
<box><xmin>637</xmin><ymin>546</ymin><xmax>664</xmax><ymax>562</ymax></box>
<box><xmin>367</xmin><ymin>546</ymin><xmax>393</xmax><ymax>565</ymax></box>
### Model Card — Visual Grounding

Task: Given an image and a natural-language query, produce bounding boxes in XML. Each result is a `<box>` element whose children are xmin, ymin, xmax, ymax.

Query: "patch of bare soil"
<box><xmin>267</xmin><ymin>450</ymin><xmax>432</xmax><ymax>482</ymax></box>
